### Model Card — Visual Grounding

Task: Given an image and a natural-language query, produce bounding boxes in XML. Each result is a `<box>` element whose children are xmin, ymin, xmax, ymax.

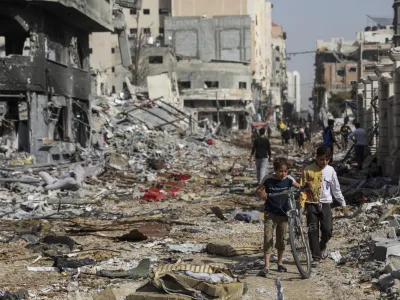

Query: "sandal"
<box><xmin>257</xmin><ymin>268</ymin><xmax>270</xmax><ymax>277</ymax></box>
<box><xmin>277</xmin><ymin>265</ymin><xmax>287</xmax><ymax>273</ymax></box>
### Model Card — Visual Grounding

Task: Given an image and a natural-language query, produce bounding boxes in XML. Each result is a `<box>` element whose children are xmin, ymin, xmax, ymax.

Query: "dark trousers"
<box><xmin>328</xmin><ymin>146</ymin><xmax>334</xmax><ymax>164</ymax></box>
<box><xmin>355</xmin><ymin>145</ymin><xmax>365</xmax><ymax>170</ymax></box>
<box><xmin>306</xmin><ymin>203</ymin><xmax>333</xmax><ymax>260</ymax></box>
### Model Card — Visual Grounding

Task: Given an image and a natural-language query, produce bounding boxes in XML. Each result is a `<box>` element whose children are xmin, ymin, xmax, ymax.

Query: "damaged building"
<box><xmin>0</xmin><ymin>0</ymin><xmax>113</xmax><ymax>163</ymax></box>
<box><xmin>176</xmin><ymin>60</ymin><xmax>253</xmax><ymax>130</ymax></box>
<box><xmin>163</xmin><ymin>15</ymin><xmax>254</xmax><ymax>129</ymax></box>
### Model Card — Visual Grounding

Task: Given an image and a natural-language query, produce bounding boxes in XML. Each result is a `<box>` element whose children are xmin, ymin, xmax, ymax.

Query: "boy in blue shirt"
<box><xmin>256</xmin><ymin>157</ymin><xmax>301</xmax><ymax>276</ymax></box>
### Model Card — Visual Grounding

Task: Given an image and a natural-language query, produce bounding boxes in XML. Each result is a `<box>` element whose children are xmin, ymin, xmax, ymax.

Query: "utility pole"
<box><xmin>216</xmin><ymin>91</ymin><xmax>220</xmax><ymax>123</ymax></box>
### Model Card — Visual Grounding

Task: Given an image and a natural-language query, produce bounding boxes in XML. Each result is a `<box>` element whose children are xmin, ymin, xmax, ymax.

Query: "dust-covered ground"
<box><xmin>0</xmin><ymin>132</ymin><xmax>387</xmax><ymax>299</ymax></box>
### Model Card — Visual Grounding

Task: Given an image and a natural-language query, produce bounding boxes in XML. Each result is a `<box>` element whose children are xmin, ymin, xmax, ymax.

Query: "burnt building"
<box><xmin>0</xmin><ymin>0</ymin><xmax>113</xmax><ymax>163</ymax></box>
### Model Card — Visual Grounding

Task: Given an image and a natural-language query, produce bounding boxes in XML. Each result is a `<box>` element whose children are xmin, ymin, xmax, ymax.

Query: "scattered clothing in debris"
<box><xmin>97</xmin><ymin>259</ymin><xmax>150</xmax><ymax>279</ymax></box>
<box><xmin>167</xmin><ymin>243</ymin><xmax>206</xmax><ymax>253</ymax></box>
<box><xmin>42</xmin><ymin>235</ymin><xmax>75</xmax><ymax>251</ymax></box>
<box><xmin>184</xmin><ymin>271</ymin><xmax>236</xmax><ymax>284</ymax></box>
<box><xmin>54</xmin><ymin>257</ymin><xmax>96</xmax><ymax>269</ymax></box>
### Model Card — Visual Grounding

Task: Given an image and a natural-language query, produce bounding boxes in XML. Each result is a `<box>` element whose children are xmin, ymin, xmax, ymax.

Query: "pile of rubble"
<box><xmin>6</xmin><ymin>114</ymin><xmax>400</xmax><ymax>299</ymax></box>
<box><xmin>0</xmin><ymin>95</ymin><xmax>250</xmax><ymax>221</ymax></box>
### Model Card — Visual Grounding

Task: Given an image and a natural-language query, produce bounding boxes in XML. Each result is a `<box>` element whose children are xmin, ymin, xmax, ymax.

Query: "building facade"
<box><xmin>270</xmin><ymin>23</ymin><xmax>287</xmax><ymax>108</ymax></box>
<box><xmin>164</xmin><ymin>16</ymin><xmax>251</xmax><ymax>63</ymax></box>
<box><xmin>287</xmin><ymin>71</ymin><xmax>301</xmax><ymax>113</ymax></box>
<box><xmin>171</xmin><ymin>0</ymin><xmax>273</xmax><ymax>99</ymax></box>
<box><xmin>0</xmin><ymin>0</ymin><xmax>113</xmax><ymax>163</ymax></box>
<box><xmin>90</xmin><ymin>0</ymin><xmax>172</xmax><ymax>93</ymax></box>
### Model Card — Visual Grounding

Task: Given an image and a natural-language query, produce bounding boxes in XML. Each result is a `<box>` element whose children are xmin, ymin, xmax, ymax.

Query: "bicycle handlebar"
<box><xmin>267</xmin><ymin>185</ymin><xmax>307</xmax><ymax>198</ymax></box>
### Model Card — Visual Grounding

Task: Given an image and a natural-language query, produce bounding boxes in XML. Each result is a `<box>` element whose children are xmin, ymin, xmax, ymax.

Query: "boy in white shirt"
<box><xmin>299</xmin><ymin>146</ymin><xmax>349</xmax><ymax>267</ymax></box>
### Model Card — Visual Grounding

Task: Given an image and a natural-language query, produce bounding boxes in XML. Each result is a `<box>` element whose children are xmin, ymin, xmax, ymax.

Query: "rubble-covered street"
<box><xmin>1</xmin><ymin>120</ymin><xmax>400</xmax><ymax>299</ymax></box>
<box><xmin>1</xmin><ymin>0</ymin><xmax>400</xmax><ymax>299</ymax></box>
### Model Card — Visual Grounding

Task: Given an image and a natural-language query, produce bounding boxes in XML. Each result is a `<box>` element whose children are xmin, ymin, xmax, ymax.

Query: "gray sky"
<box><xmin>272</xmin><ymin>0</ymin><xmax>394</xmax><ymax>111</ymax></box>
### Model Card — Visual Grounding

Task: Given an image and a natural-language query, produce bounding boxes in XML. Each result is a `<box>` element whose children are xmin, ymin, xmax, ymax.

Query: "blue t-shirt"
<box><xmin>262</xmin><ymin>175</ymin><xmax>295</xmax><ymax>217</ymax></box>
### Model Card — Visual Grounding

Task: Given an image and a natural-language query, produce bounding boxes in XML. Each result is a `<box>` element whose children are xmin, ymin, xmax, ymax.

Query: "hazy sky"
<box><xmin>273</xmin><ymin>0</ymin><xmax>394</xmax><ymax>111</ymax></box>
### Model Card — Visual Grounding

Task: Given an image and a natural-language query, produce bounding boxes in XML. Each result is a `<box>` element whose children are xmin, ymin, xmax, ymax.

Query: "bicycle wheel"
<box><xmin>289</xmin><ymin>215</ymin><xmax>312</xmax><ymax>279</ymax></box>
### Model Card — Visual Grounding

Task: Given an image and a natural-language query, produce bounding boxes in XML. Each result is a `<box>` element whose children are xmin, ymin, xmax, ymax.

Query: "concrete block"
<box><xmin>373</xmin><ymin>227</ymin><xmax>397</xmax><ymax>239</ymax></box>
<box><xmin>374</xmin><ymin>241</ymin><xmax>400</xmax><ymax>261</ymax></box>
<box><xmin>93</xmin><ymin>288</ymin><xmax>116</xmax><ymax>300</ymax></box>
<box><xmin>387</xmin><ymin>216</ymin><xmax>400</xmax><ymax>232</ymax></box>
<box><xmin>389</xmin><ymin>255</ymin><xmax>400</xmax><ymax>270</ymax></box>
<box><xmin>379</xmin><ymin>273</ymin><xmax>394</xmax><ymax>290</ymax></box>
<box><xmin>44</xmin><ymin>177</ymin><xmax>80</xmax><ymax>191</ymax></box>
<box><xmin>39</xmin><ymin>172</ymin><xmax>56</xmax><ymax>185</ymax></box>
<box><xmin>392</xmin><ymin>270</ymin><xmax>400</xmax><ymax>279</ymax></box>
<box><xmin>394</xmin><ymin>278</ymin><xmax>400</xmax><ymax>291</ymax></box>
<box><xmin>386</xmin><ymin>255</ymin><xmax>400</xmax><ymax>274</ymax></box>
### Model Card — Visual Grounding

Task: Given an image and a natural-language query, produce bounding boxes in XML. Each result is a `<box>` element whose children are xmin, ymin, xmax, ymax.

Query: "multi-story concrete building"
<box><xmin>315</xmin><ymin>38</ymin><xmax>359</xmax><ymax>93</ymax></box>
<box><xmin>162</xmin><ymin>16</ymin><xmax>254</xmax><ymax>128</ymax></box>
<box><xmin>0</xmin><ymin>0</ymin><xmax>113</xmax><ymax>163</ymax></box>
<box><xmin>287</xmin><ymin>71</ymin><xmax>301</xmax><ymax>113</ymax></box>
<box><xmin>90</xmin><ymin>0</ymin><xmax>172</xmax><ymax>93</ymax></box>
<box><xmin>373</xmin><ymin>0</ymin><xmax>400</xmax><ymax>176</ymax></box>
<box><xmin>270</xmin><ymin>23</ymin><xmax>287</xmax><ymax>109</ymax></box>
<box><xmin>317</xmin><ymin>61</ymin><xmax>359</xmax><ymax>93</ymax></box>
<box><xmin>164</xmin><ymin>16</ymin><xmax>251</xmax><ymax>63</ymax></box>
<box><xmin>170</xmin><ymin>0</ymin><xmax>273</xmax><ymax>103</ymax></box>
<box><xmin>176</xmin><ymin>60</ymin><xmax>253</xmax><ymax>130</ymax></box>
<box><xmin>314</xmin><ymin>38</ymin><xmax>360</xmax><ymax>116</ymax></box>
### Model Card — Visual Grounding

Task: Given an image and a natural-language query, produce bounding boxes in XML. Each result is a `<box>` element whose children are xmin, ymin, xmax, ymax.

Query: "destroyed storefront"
<box><xmin>0</xmin><ymin>0</ymin><xmax>113</xmax><ymax>163</ymax></box>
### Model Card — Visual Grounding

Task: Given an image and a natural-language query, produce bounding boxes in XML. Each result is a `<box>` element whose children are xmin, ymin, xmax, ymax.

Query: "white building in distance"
<box><xmin>287</xmin><ymin>71</ymin><xmax>301</xmax><ymax>113</ymax></box>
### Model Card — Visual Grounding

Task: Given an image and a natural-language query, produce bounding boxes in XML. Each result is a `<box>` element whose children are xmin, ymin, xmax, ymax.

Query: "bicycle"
<box><xmin>267</xmin><ymin>187</ymin><xmax>312</xmax><ymax>279</ymax></box>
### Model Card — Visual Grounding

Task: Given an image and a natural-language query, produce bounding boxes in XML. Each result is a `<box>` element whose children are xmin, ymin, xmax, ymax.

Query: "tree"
<box><xmin>129</xmin><ymin>9</ymin><xmax>150</xmax><ymax>86</ymax></box>
<box><xmin>328</xmin><ymin>93</ymin><xmax>346</xmax><ymax>118</ymax></box>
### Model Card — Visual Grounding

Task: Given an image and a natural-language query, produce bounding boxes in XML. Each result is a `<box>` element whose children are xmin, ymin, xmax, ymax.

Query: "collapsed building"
<box><xmin>0</xmin><ymin>0</ymin><xmax>114</xmax><ymax>163</ymax></box>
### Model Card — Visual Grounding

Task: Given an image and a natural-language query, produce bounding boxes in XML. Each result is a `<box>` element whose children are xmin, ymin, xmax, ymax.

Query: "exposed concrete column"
<box><xmin>357</xmin><ymin>81</ymin><xmax>365</xmax><ymax>127</ymax></box>
<box><xmin>393</xmin><ymin>67</ymin><xmax>400</xmax><ymax>176</ymax></box>
<box><xmin>376</xmin><ymin>64</ymin><xmax>393</xmax><ymax>170</ymax></box>
<box><xmin>29</xmin><ymin>93</ymin><xmax>51</xmax><ymax>163</ymax></box>
<box><xmin>389</xmin><ymin>50</ymin><xmax>400</xmax><ymax>176</ymax></box>
<box><xmin>394</xmin><ymin>0</ymin><xmax>400</xmax><ymax>47</ymax></box>
<box><xmin>362</xmin><ymin>78</ymin><xmax>373</xmax><ymax>131</ymax></box>
<box><xmin>368</xmin><ymin>76</ymin><xmax>379</xmax><ymax>149</ymax></box>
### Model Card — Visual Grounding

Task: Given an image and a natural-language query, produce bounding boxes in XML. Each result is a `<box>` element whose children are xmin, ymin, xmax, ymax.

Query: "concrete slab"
<box><xmin>374</xmin><ymin>241</ymin><xmax>400</xmax><ymax>261</ymax></box>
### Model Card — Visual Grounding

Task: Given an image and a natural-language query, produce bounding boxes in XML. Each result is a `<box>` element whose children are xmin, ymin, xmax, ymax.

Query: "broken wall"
<box><xmin>0</xmin><ymin>2</ymin><xmax>99</xmax><ymax>163</ymax></box>
<box><xmin>175</xmin><ymin>60</ymin><xmax>252</xmax><ymax>90</ymax></box>
<box><xmin>165</xmin><ymin>16</ymin><xmax>251</xmax><ymax>63</ymax></box>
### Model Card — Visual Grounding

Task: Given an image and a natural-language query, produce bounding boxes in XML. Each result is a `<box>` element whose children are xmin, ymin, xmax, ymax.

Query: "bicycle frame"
<box><xmin>267</xmin><ymin>187</ymin><xmax>302</xmax><ymax>219</ymax></box>
<box><xmin>267</xmin><ymin>187</ymin><xmax>312</xmax><ymax>279</ymax></box>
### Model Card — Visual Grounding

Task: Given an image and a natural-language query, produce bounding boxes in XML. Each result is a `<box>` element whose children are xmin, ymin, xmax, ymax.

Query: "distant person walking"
<box><xmin>305</xmin><ymin>123</ymin><xmax>311</xmax><ymax>144</ymax></box>
<box><xmin>251</xmin><ymin>126</ymin><xmax>259</xmax><ymax>144</ymax></box>
<box><xmin>298</xmin><ymin>128</ymin><xmax>306</xmax><ymax>151</ymax></box>
<box><xmin>323</xmin><ymin>119</ymin><xmax>341</xmax><ymax>163</ymax></box>
<box><xmin>349</xmin><ymin>122</ymin><xmax>367</xmax><ymax>170</ymax></box>
<box><xmin>282</xmin><ymin>127</ymin><xmax>291</xmax><ymax>145</ymax></box>
<box><xmin>267</xmin><ymin>125</ymin><xmax>272</xmax><ymax>140</ymax></box>
<box><xmin>250</xmin><ymin>128</ymin><xmax>272</xmax><ymax>184</ymax></box>
<box><xmin>340</xmin><ymin>122</ymin><xmax>352</xmax><ymax>150</ymax></box>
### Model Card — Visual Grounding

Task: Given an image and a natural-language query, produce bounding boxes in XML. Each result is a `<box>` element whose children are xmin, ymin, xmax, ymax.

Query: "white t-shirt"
<box><xmin>349</xmin><ymin>128</ymin><xmax>367</xmax><ymax>146</ymax></box>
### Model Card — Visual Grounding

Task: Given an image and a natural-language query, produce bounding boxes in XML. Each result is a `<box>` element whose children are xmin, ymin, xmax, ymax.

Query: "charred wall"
<box><xmin>0</xmin><ymin>2</ymin><xmax>94</xmax><ymax>163</ymax></box>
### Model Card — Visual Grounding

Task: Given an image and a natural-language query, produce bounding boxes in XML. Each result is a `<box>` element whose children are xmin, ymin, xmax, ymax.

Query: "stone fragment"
<box><xmin>92</xmin><ymin>288</ymin><xmax>117</xmax><ymax>300</ymax></box>
<box><xmin>379</xmin><ymin>273</ymin><xmax>394</xmax><ymax>290</ymax></box>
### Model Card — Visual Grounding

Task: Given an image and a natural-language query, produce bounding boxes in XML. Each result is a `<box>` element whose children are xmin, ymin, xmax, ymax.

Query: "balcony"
<box><xmin>116</xmin><ymin>0</ymin><xmax>142</xmax><ymax>9</ymax></box>
<box><xmin>0</xmin><ymin>0</ymin><xmax>114</xmax><ymax>31</ymax></box>
<box><xmin>180</xmin><ymin>88</ymin><xmax>252</xmax><ymax>101</ymax></box>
